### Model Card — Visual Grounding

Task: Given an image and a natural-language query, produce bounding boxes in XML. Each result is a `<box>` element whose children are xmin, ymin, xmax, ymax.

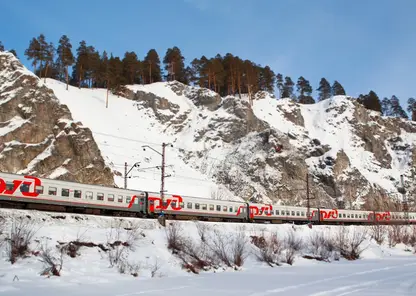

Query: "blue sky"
<box><xmin>1</xmin><ymin>0</ymin><xmax>415</xmax><ymax>109</ymax></box>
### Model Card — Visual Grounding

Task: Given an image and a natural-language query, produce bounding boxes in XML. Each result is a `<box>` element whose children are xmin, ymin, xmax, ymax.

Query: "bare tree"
<box><xmin>7</xmin><ymin>217</ymin><xmax>41</xmax><ymax>264</ymax></box>
<box><xmin>39</xmin><ymin>242</ymin><xmax>64</xmax><ymax>277</ymax></box>
<box><xmin>370</xmin><ymin>223</ymin><xmax>385</xmax><ymax>245</ymax></box>
<box><xmin>335</xmin><ymin>226</ymin><xmax>368</xmax><ymax>260</ymax></box>
<box><xmin>251</xmin><ymin>232</ymin><xmax>283</xmax><ymax>267</ymax></box>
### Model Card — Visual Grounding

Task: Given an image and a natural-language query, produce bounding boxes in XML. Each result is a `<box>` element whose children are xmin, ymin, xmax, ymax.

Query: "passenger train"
<box><xmin>0</xmin><ymin>172</ymin><xmax>414</xmax><ymax>225</ymax></box>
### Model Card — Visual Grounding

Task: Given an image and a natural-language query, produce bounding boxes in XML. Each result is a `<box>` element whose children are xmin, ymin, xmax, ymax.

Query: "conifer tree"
<box><xmin>332</xmin><ymin>80</ymin><xmax>346</xmax><ymax>96</ymax></box>
<box><xmin>0</xmin><ymin>41</ymin><xmax>3</xmax><ymax>51</ymax></box>
<box><xmin>317</xmin><ymin>78</ymin><xmax>331</xmax><ymax>101</ymax></box>
<box><xmin>260</xmin><ymin>66</ymin><xmax>275</xmax><ymax>93</ymax></box>
<box><xmin>407</xmin><ymin>98</ymin><xmax>416</xmax><ymax>121</ymax></box>
<box><xmin>57</xmin><ymin>35</ymin><xmax>75</xmax><ymax>90</ymax></box>
<box><xmin>276</xmin><ymin>73</ymin><xmax>284</xmax><ymax>98</ymax></box>
<box><xmin>381</xmin><ymin>97</ymin><xmax>392</xmax><ymax>116</ymax></box>
<box><xmin>282</xmin><ymin>76</ymin><xmax>294</xmax><ymax>98</ymax></box>
<box><xmin>74</xmin><ymin>40</ymin><xmax>89</xmax><ymax>88</ymax></box>
<box><xmin>143</xmin><ymin>49</ymin><xmax>162</xmax><ymax>84</ymax></box>
<box><xmin>122</xmin><ymin>51</ymin><xmax>140</xmax><ymax>85</ymax></box>
<box><xmin>296</xmin><ymin>76</ymin><xmax>314</xmax><ymax>104</ymax></box>
<box><xmin>9</xmin><ymin>49</ymin><xmax>17</xmax><ymax>58</ymax></box>
<box><xmin>25</xmin><ymin>37</ymin><xmax>41</xmax><ymax>75</ymax></box>
<box><xmin>36</xmin><ymin>34</ymin><xmax>49</xmax><ymax>78</ymax></box>
<box><xmin>361</xmin><ymin>90</ymin><xmax>382</xmax><ymax>113</ymax></box>
<box><xmin>390</xmin><ymin>95</ymin><xmax>408</xmax><ymax>119</ymax></box>
<box><xmin>163</xmin><ymin>46</ymin><xmax>186</xmax><ymax>83</ymax></box>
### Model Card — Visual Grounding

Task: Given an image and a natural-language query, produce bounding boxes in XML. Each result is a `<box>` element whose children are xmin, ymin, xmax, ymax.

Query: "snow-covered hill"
<box><xmin>1</xmin><ymin>51</ymin><xmax>415</xmax><ymax>208</ymax></box>
<box><xmin>45</xmin><ymin>77</ymin><xmax>416</xmax><ymax>209</ymax></box>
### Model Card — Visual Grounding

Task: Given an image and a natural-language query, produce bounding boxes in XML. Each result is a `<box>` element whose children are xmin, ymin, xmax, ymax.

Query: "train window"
<box><xmin>276</xmin><ymin>210</ymin><xmax>280</xmax><ymax>215</ymax></box>
<box><xmin>74</xmin><ymin>190</ymin><xmax>82</xmax><ymax>198</ymax></box>
<box><xmin>179</xmin><ymin>202</ymin><xmax>184</xmax><ymax>208</ymax></box>
<box><xmin>301</xmin><ymin>212</ymin><xmax>305</xmax><ymax>216</ymax></box>
<box><xmin>229</xmin><ymin>207</ymin><xmax>233</xmax><ymax>212</ymax></box>
<box><xmin>126</xmin><ymin>197</ymin><xmax>131</xmax><ymax>203</ymax></box>
<box><xmin>195</xmin><ymin>203</ymin><xmax>200</xmax><ymax>210</ymax></box>
<box><xmin>235</xmin><ymin>207</ymin><xmax>238</xmax><ymax>212</ymax></box>
<box><xmin>202</xmin><ymin>204</ymin><xmax>207</xmax><ymax>210</ymax></box>
<box><xmin>48</xmin><ymin>187</ymin><xmax>57</xmax><ymax>195</ymax></box>
<box><xmin>223</xmin><ymin>206</ymin><xmax>227</xmax><ymax>212</ymax></box>
<box><xmin>97</xmin><ymin>193</ymin><xmax>104</xmax><ymax>201</ymax></box>
<box><xmin>172</xmin><ymin>201</ymin><xmax>177</xmax><ymax>208</ymax></box>
<box><xmin>216</xmin><ymin>205</ymin><xmax>221</xmax><ymax>211</ymax></box>
<box><xmin>209</xmin><ymin>204</ymin><xmax>214</xmax><ymax>211</ymax></box>
<box><xmin>187</xmin><ymin>202</ymin><xmax>192</xmax><ymax>209</ymax></box>
<box><xmin>291</xmin><ymin>211</ymin><xmax>295</xmax><ymax>216</ymax></box>
<box><xmin>20</xmin><ymin>184</ymin><xmax>30</xmax><ymax>193</ymax></box>
<box><xmin>359</xmin><ymin>215</ymin><xmax>362</xmax><ymax>219</ymax></box>
<box><xmin>6</xmin><ymin>182</ymin><xmax>14</xmax><ymax>191</ymax></box>
<box><xmin>118</xmin><ymin>196</ymin><xmax>123</xmax><ymax>203</ymax></box>
<box><xmin>107</xmin><ymin>194</ymin><xmax>115</xmax><ymax>202</ymax></box>
<box><xmin>296</xmin><ymin>211</ymin><xmax>300</xmax><ymax>216</ymax></box>
<box><xmin>286</xmin><ymin>211</ymin><xmax>290</xmax><ymax>215</ymax></box>
<box><xmin>36</xmin><ymin>186</ymin><xmax>44</xmax><ymax>194</ymax></box>
<box><xmin>61</xmin><ymin>188</ymin><xmax>70</xmax><ymax>197</ymax></box>
<box><xmin>355</xmin><ymin>214</ymin><xmax>358</xmax><ymax>218</ymax></box>
<box><xmin>86</xmin><ymin>191</ymin><xmax>93</xmax><ymax>200</ymax></box>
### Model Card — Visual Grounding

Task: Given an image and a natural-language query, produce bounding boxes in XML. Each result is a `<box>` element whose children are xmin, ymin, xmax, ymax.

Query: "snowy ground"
<box><xmin>0</xmin><ymin>209</ymin><xmax>416</xmax><ymax>295</ymax></box>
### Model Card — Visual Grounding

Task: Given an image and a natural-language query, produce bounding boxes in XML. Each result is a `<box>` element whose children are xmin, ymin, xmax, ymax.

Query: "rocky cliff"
<box><xmin>123</xmin><ymin>81</ymin><xmax>416</xmax><ymax>211</ymax></box>
<box><xmin>0</xmin><ymin>52</ymin><xmax>114</xmax><ymax>185</ymax></box>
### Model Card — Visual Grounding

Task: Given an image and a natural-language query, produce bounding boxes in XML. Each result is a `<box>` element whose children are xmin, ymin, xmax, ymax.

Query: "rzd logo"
<box><xmin>0</xmin><ymin>176</ymin><xmax>41</xmax><ymax>198</ymax></box>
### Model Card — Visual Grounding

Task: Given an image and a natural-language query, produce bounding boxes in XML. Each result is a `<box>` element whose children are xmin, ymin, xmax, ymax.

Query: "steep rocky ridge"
<box><xmin>0</xmin><ymin>52</ymin><xmax>114</xmax><ymax>185</ymax></box>
<box><xmin>122</xmin><ymin>81</ymin><xmax>416</xmax><ymax>210</ymax></box>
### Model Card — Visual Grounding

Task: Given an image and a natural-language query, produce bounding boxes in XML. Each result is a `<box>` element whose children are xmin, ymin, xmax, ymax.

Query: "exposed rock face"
<box><xmin>0</xmin><ymin>52</ymin><xmax>114</xmax><ymax>186</ymax></box>
<box><xmin>122</xmin><ymin>80</ymin><xmax>416</xmax><ymax>209</ymax></box>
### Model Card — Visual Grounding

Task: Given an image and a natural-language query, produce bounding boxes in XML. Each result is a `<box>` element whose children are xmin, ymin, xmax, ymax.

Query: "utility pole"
<box><xmin>124</xmin><ymin>162</ymin><xmax>140</xmax><ymax>189</ymax></box>
<box><xmin>399</xmin><ymin>174</ymin><xmax>409</xmax><ymax>224</ymax></box>
<box><xmin>124</xmin><ymin>162</ymin><xmax>127</xmax><ymax>189</ymax></box>
<box><xmin>142</xmin><ymin>142</ymin><xmax>173</xmax><ymax>204</ymax></box>
<box><xmin>161</xmin><ymin>143</ymin><xmax>167</xmax><ymax>203</ymax></box>
<box><xmin>306</xmin><ymin>172</ymin><xmax>310</xmax><ymax>221</ymax></box>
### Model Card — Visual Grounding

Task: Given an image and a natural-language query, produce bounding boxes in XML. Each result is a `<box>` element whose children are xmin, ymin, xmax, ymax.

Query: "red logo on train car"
<box><xmin>368</xmin><ymin>211</ymin><xmax>391</xmax><ymax>222</ymax></box>
<box><xmin>237</xmin><ymin>204</ymin><xmax>273</xmax><ymax>219</ymax></box>
<box><xmin>308</xmin><ymin>209</ymin><xmax>338</xmax><ymax>221</ymax></box>
<box><xmin>0</xmin><ymin>176</ymin><xmax>41</xmax><ymax>197</ymax></box>
<box><xmin>148</xmin><ymin>195</ymin><xmax>183</xmax><ymax>211</ymax></box>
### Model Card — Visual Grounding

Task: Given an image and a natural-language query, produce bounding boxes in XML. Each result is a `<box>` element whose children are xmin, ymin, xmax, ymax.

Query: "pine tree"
<box><xmin>317</xmin><ymin>78</ymin><xmax>331</xmax><ymax>101</ymax></box>
<box><xmin>407</xmin><ymin>98</ymin><xmax>416</xmax><ymax>121</ymax></box>
<box><xmin>361</xmin><ymin>90</ymin><xmax>382</xmax><ymax>113</ymax></box>
<box><xmin>143</xmin><ymin>49</ymin><xmax>162</xmax><ymax>84</ymax></box>
<box><xmin>381</xmin><ymin>97</ymin><xmax>392</xmax><ymax>116</ymax></box>
<box><xmin>282</xmin><ymin>76</ymin><xmax>294</xmax><ymax>99</ymax></box>
<box><xmin>276</xmin><ymin>73</ymin><xmax>284</xmax><ymax>98</ymax></box>
<box><xmin>42</xmin><ymin>42</ymin><xmax>55</xmax><ymax>82</ymax></box>
<box><xmin>296</xmin><ymin>76</ymin><xmax>314</xmax><ymax>104</ymax></box>
<box><xmin>259</xmin><ymin>66</ymin><xmax>275</xmax><ymax>93</ymax></box>
<box><xmin>331</xmin><ymin>80</ymin><xmax>346</xmax><ymax>96</ymax></box>
<box><xmin>0</xmin><ymin>41</ymin><xmax>4</xmax><ymax>51</ymax></box>
<box><xmin>9</xmin><ymin>49</ymin><xmax>17</xmax><ymax>58</ymax></box>
<box><xmin>74</xmin><ymin>40</ymin><xmax>89</xmax><ymax>88</ymax></box>
<box><xmin>36</xmin><ymin>34</ymin><xmax>50</xmax><ymax>78</ymax></box>
<box><xmin>25</xmin><ymin>37</ymin><xmax>41</xmax><ymax>75</ymax></box>
<box><xmin>57</xmin><ymin>35</ymin><xmax>75</xmax><ymax>90</ymax></box>
<box><xmin>122</xmin><ymin>51</ymin><xmax>140</xmax><ymax>84</ymax></box>
<box><xmin>390</xmin><ymin>95</ymin><xmax>408</xmax><ymax>119</ymax></box>
<box><xmin>163</xmin><ymin>46</ymin><xmax>187</xmax><ymax>83</ymax></box>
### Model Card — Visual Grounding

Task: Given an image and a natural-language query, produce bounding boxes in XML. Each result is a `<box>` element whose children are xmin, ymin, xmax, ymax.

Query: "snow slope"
<box><xmin>45</xmin><ymin>79</ymin><xmax>227</xmax><ymax>199</ymax></box>
<box><xmin>0</xmin><ymin>209</ymin><xmax>416</xmax><ymax>296</ymax></box>
<box><xmin>44</xmin><ymin>78</ymin><xmax>415</xmax><ymax>205</ymax></box>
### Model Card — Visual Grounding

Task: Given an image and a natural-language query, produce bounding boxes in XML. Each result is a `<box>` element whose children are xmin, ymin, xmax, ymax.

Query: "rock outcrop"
<box><xmin>0</xmin><ymin>52</ymin><xmax>114</xmax><ymax>186</ymax></box>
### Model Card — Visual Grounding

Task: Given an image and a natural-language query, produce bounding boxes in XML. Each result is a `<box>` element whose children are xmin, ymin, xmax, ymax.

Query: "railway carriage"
<box><xmin>1</xmin><ymin>171</ymin><xmax>416</xmax><ymax>225</ymax></box>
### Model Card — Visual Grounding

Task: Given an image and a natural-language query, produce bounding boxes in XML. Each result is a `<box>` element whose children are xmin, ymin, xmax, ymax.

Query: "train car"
<box><xmin>1</xmin><ymin>171</ymin><xmax>416</xmax><ymax>225</ymax></box>
<box><xmin>0</xmin><ymin>172</ymin><xmax>147</xmax><ymax>216</ymax></box>
<box><xmin>146</xmin><ymin>192</ymin><xmax>249</xmax><ymax>222</ymax></box>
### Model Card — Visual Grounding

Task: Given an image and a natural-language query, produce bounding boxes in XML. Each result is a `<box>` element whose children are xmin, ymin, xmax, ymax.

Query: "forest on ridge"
<box><xmin>0</xmin><ymin>35</ymin><xmax>415</xmax><ymax>121</ymax></box>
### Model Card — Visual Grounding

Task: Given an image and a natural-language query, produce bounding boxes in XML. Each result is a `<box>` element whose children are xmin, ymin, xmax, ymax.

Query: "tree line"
<box><xmin>1</xmin><ymin>35</ymin><xmax>415</xmax><ymax>121</ymax></box>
